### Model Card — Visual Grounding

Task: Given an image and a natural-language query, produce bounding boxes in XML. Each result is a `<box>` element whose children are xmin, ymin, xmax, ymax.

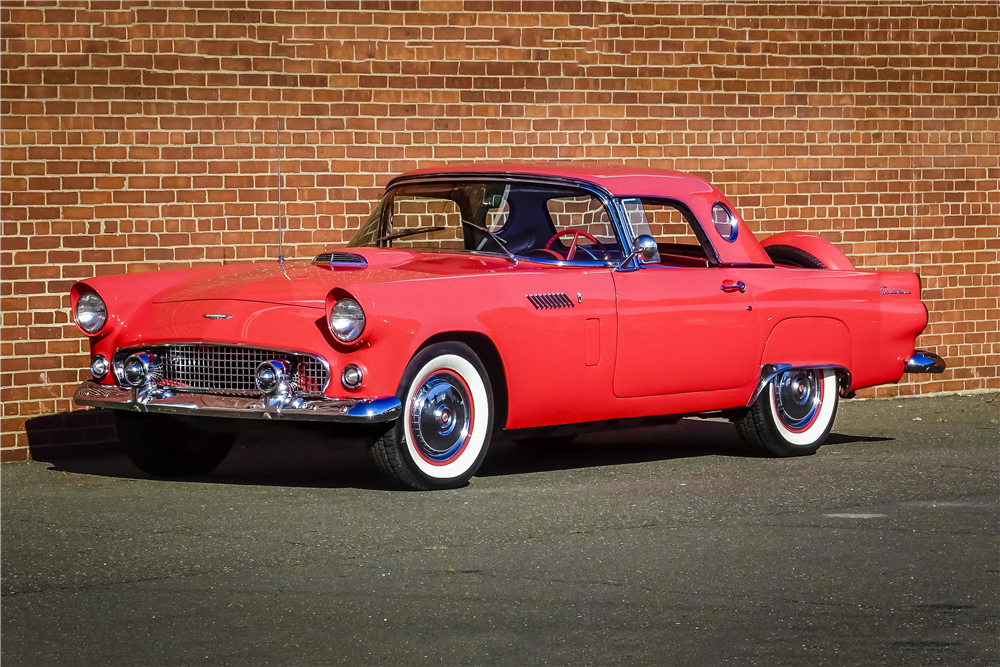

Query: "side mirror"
<box><xmin>635</xmin><ymin>234</ymin><xmax>657</xmax><ymax>261</ymax></box>
<box><xmin>616</xmin><ymin>234</ymin><xmax>658</xmax><ymax>271</ymax></box>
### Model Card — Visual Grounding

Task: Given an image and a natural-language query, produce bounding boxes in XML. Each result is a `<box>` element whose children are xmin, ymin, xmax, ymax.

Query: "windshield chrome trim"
<box><xmin>366</xmin><ymin>173</ymin><xmax>632</xmax><ymax>266</ymax></box>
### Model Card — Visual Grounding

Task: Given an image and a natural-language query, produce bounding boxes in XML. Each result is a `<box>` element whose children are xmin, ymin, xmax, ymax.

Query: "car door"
<box><xmin>612</xmin><ymin>198</ymin><xmax>760</xmax><ymax>398</ymax></box>
<box><xmin>462</xmin><ymin>181</ymin><xmax>624</xmax><ymax>429</ymax></box>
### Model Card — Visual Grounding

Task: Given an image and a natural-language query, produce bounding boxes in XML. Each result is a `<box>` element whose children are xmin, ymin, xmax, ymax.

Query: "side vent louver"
<box><xmin>526</xmin><ymin>293</ymin><xmax>575</xmax><ymax>309</ymax></box>
<box><xmin>312</xmin><ymin>252</ymin><xmax>368</xmax><ymax>269</ymax></box>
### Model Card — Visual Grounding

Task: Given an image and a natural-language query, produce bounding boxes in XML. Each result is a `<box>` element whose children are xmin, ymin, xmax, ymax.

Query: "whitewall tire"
<box><xmin>369</xmin><ymin>342</ymin><xmax>494</xmax><ymax>490</ymax></box>
<box><xmin>735</xmin><ymin>368</ymin><xmax>839</xmax><ymax>457</ymax></box>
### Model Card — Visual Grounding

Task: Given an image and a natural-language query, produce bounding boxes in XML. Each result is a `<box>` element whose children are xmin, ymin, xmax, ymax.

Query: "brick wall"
<box><xmin>2</xmin><ymin>1</ymin><xmax>998</xmax><ymax>462</ymax></box>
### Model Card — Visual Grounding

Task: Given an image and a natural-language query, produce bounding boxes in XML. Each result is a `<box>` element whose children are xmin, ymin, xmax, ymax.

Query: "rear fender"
<box><xmin>760</xmin><ymin>317</ymin><xmax>852</xmax><ymax>390</ymax></box>
<box><xmin>761</xmin><ymin>232</ymin><xmax>855</xmax><ymax>271</ymax></box>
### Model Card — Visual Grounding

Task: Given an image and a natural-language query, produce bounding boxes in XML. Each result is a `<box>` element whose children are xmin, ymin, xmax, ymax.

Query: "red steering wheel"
<box><xmin>543</xmin><ymin>230</ymin><xmax>608</xmax><ymax>261</ymax></box>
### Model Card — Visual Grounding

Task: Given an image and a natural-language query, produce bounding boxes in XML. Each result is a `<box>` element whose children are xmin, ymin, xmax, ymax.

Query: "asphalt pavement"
<box><xmin>2</xmin><ymin>392</ymin><xmax>998</xmax><ymax>666</ymax></box>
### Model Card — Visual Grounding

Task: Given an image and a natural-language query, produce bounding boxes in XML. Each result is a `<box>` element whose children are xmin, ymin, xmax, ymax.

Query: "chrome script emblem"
<box><xmin>879</xmin><ymin>287</ymin><xmax>910</xmax><ymax>295</ymax></box>
<box><xmin>203</xmin><ymin>313</ymin><xmax>233</xmax><ymax>320</ymax></box>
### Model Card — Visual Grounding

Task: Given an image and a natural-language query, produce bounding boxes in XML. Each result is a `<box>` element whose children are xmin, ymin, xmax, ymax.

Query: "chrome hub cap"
<box><xmin>773</xmin><ymin>369</ymin><xmax>823</xmax><ymax>431</ymax></box>
<box><xmin>409</xmin><ymin>370</ymin><xmax>473</xmax><ymax>463</ymax></box>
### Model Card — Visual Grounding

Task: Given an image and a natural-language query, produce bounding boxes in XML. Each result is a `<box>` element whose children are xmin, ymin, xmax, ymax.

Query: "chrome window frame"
<box><xmin>373</xmin><ymin>173</ymin><xmax>633</xmax><ymax>268</ymax></box>
<box><xmin>613</xmin><ymin>195</ymin><xmax>723</xmax><ymax>270</ymax></box>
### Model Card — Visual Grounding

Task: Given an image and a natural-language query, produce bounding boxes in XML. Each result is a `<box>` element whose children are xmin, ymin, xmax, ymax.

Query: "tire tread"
<box><xmin>733</xmin><ymin>400</ymin><xmax>782</xmax><ymax>457</ymax></box>
<box><xmin>370</xmin><ymin>427</ymin><xmax>430</xmax><ymax>491</ymax></box>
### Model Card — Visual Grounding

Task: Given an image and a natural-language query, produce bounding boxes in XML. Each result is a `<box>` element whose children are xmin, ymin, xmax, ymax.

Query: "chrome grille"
<box><xmin>113</xmin><ymin>344</ymin><xmax>329</xmax><ymax>397</ymax></box>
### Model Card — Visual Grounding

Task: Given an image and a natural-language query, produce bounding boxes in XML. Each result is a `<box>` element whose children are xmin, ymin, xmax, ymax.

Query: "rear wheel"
<box><xmin>735</xmin><ymin>368</ymin><xmax>839</xmax><ymax>457</ymax></box>
<box><xmin>369</xmin><ymin>342</ymin><xmax>494</xmax><ymax>490</ymax></box>
<box><xmin>116</xmin><ymin>412</ymin><xmax>235</xmax><ymax>476</ymax></box>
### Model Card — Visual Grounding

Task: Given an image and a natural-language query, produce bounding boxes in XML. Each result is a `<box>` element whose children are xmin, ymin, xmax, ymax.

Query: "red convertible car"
<box><xmin>72</xmin><ymin>166</ymin><xmax>944</xmax><ymax>490</ymax></box>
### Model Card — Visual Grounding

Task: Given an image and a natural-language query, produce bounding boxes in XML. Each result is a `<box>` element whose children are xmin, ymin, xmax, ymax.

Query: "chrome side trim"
<box><xmin>747</xmin><ymin>363</ymin><xmax>853</xmax><ymax>407</ymax></box>
<box><xmin>904</xmin><ymin>350</ymin><xmax>946</xmax><ymax>374</ymax></box>
<box><xmin>74</xmin><ymin>381</ymin><xmax>401</xmax><ymax>424</ymax></box>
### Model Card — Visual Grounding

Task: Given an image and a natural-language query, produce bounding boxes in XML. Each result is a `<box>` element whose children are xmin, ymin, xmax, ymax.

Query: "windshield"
<box><xmin>347</xmin><ymin>179</ymin><xmax>626</xmax><ymax>264</ymax></box>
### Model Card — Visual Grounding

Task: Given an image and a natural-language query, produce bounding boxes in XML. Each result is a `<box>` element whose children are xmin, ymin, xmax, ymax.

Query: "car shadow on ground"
<box><xmin>482</xmin><ymin>421</ymin><xmax>893</xmax><ymax>477</ymax></box>
<box><xmin>24</xmin><ymin>409</ymin><xmax>892</xmax><ymax>490</ymax></box>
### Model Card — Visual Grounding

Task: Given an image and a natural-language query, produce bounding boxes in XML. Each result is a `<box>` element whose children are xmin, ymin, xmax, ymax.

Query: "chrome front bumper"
<box><xmin>73</xmin><ymin>381</ymin><xmax>402</xmax><ymax>423</ymax></box>
<box><xmin>904</xmin><ymin>350</ymin><xmax>946</xmax><ymax>374</ymax></box>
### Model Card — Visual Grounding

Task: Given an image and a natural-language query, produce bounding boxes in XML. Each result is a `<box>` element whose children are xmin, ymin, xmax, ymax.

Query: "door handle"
<box><xmin>720</xmin><ymin>280</ymin><xmax>746</xmax><ymax>293</ymax></box>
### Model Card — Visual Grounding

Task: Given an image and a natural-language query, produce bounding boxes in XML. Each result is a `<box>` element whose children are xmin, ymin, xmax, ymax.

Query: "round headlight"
<box><xmin>75</xmin><ymin>292</ymin><xmax>107</xmax><ymax>334</ymax></box>
<box><xmin>329</xmin><ymin>298</ymin><xmax>365</xmax><ymax>343</ymax></box>
<box><xmin>90</xmin><ymin>355</ymin><xmax>109</xmax><ymax>380</ymax></box>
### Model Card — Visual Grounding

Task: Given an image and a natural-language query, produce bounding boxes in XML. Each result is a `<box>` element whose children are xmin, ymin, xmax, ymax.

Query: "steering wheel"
<box><xmin>543</xmin><ymin>230</ymin><xmax>608</xmax><ymax>261</ymax></box>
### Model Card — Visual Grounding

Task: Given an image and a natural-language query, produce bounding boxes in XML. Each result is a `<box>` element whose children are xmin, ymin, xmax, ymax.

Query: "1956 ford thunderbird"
<box><xmin>72</xmin><ymin>166</ymin><xmax>945</xmax><ymax>490</ymax></box>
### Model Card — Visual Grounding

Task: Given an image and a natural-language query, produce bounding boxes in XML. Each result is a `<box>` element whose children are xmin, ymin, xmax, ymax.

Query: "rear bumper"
<box><xmin>73</xmin><ymin>381</ymin><xmax>402</xmax><ymax>424</ymax></box>
<box><xmin>904</xmin><ymin>351</ymin><xmax>947</xmax><ymax>374</ymax></box>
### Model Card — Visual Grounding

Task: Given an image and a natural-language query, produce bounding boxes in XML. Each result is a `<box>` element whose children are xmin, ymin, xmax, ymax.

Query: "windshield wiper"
<box><xmin>374</xmin><ymin>226</ymin><xmax>446</xmax><ymax>244</ymax></box>
<box><xmin>462</xmin><ymin>220</ymin><xmax>518</xmax><ymax>266</ymax></box>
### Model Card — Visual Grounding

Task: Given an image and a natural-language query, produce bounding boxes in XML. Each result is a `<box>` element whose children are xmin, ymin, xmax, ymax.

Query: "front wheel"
<box><xmin>369</xmin><ymin>342</ymin><xmax>494</xmax><ymax>490</ymax></box>
<box><xmin>116</xmin><ymin>412</ymin><xmax>235</xmax><ymax>476</ymax></box>
<box><xmin>734</xmin><ymin>368</ymin><xmax>839</xmax><ymax>457</ymax></box>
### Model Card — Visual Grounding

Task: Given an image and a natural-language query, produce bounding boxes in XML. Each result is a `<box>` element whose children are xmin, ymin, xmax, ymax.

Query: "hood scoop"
<box><xmin>312</xmin><ymin>252</ymin><xmax>368</xmax><ymax>270</ymax></box>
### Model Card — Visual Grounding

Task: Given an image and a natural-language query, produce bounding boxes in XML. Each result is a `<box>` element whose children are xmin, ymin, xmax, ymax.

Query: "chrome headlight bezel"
<box><xmin>341</xmin><ymin>364</ymin><xmax>364</xmax><ymax>390</ymax></box>
<box><xmin>329</xmin><ymin>298</ymin><xmax>366</xmax><ymax>343</ymax></box>
<box><xmin>75</xmin><ymin>292</ymin><xmax>107</xmax><ymax>334</ymax></box>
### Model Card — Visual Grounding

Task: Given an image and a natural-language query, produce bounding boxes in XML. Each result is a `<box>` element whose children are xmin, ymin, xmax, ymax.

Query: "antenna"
<box><xmin>276</xmin><ymin>118</ymin><xmax>285</xmax><ymax>264</ymax></box>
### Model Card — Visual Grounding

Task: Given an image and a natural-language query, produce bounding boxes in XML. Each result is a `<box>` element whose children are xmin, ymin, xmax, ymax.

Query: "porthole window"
<box><xmin>712</xmin><ymin>202</ymin><xmax>738</xmax><ymax>242</ymax></box>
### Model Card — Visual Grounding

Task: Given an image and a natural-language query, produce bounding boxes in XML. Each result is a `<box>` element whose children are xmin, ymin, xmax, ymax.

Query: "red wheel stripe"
<box><xmin>407</xmin><ymin>367</ymin><xmax>476</xmax><ymax>467</ymax></box>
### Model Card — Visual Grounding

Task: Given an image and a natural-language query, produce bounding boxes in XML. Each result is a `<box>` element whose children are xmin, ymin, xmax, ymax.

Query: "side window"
<box><xmin>545</xmin><ymin>195</ymin><xmax>617</xmax><ymax>256</ymax></box>
<box><xmin>622</xmin><ymin>197</ymin><xmax>715</xmax><ymax>267</ymax></box>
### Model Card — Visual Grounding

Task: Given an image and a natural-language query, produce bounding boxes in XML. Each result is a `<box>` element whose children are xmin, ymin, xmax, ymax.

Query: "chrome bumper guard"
<box><xmin>747</xmin><ymin>363</ymin><xmax>852</xmax><ymax>407</ymax></box>
<box><xmin>904</xmin><ymin>350</ymin><xmax>946</xmax><ymax>374</ymax></box>
<box><xmin>73</xmin><ymin>381</ymin><xmax>402</xmax><ymax>423</ymax></box>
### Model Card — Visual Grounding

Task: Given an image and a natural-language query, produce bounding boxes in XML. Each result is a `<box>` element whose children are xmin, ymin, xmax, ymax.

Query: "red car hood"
<box><xmin>148</xmin><ymin>249</ymin><xmax>515</xmax><ymax>308</ymax></box>
<box><xmin>151</xmin><ymin>262</ymin><xmax>332</xmax><ymax>308</ymax></box>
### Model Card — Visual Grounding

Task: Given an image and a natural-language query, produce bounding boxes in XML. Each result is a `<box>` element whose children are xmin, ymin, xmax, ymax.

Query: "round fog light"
<box><xmin>341</xmin><ymin>364</ymin><xmax>363</xmax><ymax>390</ymax></box>
<box><xmin>90</xmin><ymin>354</ymin><xmax>109</xmax><ymax>380</ymax></box>
<box><xmin>122</xmin><ymin>354</ymin><xmax>150</xmax><ymax>387</ymax></box>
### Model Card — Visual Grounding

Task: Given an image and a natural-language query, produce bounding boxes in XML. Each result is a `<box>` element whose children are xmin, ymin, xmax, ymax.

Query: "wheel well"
<box><xmin>416</xmin><ymin>331</ymin><xmax>509</xmax><ymax>432</ymax></box>
<box><xmin>760</xmin><ymin>232</ymin><xmax>855</xmax><ymax>271</ymax></box>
